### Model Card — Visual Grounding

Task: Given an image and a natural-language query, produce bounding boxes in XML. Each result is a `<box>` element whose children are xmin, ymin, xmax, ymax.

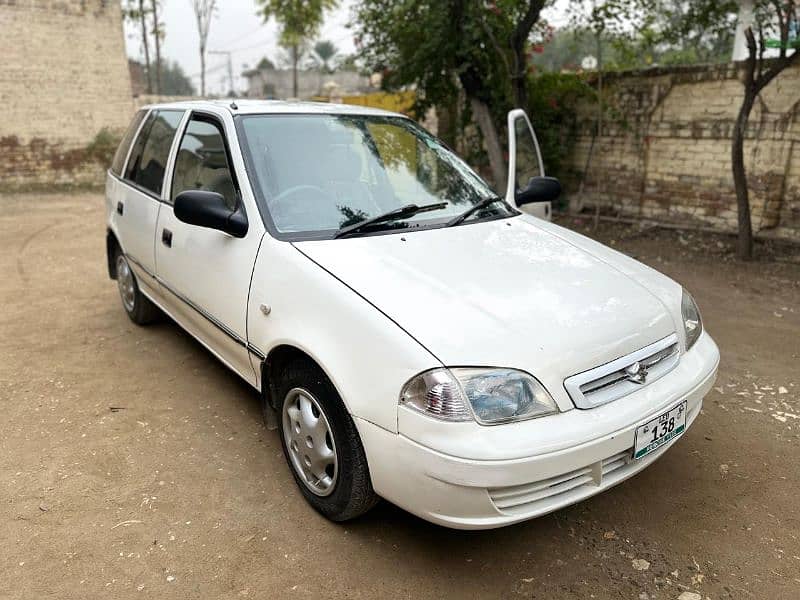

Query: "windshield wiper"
<box><xmin>333</xmin><ymin>202</ymin><xmax>447</xmax><ymax>239</ymax></box>
<box><xmin>445</xmin><ymin>195</ymin><xmax>508</xmax><ymax>228</ymax></box>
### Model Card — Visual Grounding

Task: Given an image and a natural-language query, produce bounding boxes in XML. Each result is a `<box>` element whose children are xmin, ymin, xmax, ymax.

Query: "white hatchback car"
<box><xmin>106</xmin><ymin>100</ymin><xmax>719</xmax><ymax>529</ymax></box>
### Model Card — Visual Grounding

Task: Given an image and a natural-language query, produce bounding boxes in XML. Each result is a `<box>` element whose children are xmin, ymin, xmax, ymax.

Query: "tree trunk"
<box><xmin>732</xmin><ymin>86</ymin><xmax>756</xmax><ymax>260</ymax></box>
<box><xmin>138</xmin><ymin>0</ymin><xmax>152</xmax><ymax>94</ymax></box>
<box><xmin>509</xmin><ymin>0</ymin><xmax>545</xmax><ymax>108</ymax></box>
<box><xmin>150</xmin><ymin>0</ymin><xmax>161</xmax><ymax>95</ymax></box>
<box><xmin>291</xmin><ymin>44</ymin><xmax>299</xmax><ymax>98</ymax></box>
<box><xmin>470</xmin><ymin>96</ymin><xmax>506</xmax><ymax>193</ymax></box>
<box><xmin>732</xmin><ymin>28</ymin><xmax>759</xmax><ymax>260</ymax></box>
<box><xmin>200</xmin><ymin>44</ymin><xmax>206</xmax><ymax>97</ymax></box>
<box><xmin>510</xmin><ymin>69</ymin><xmax>527</xmax><ymax>109</ymax></box>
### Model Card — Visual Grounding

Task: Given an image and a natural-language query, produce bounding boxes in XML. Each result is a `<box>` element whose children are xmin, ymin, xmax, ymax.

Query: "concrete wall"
<box><xmin>0</xmin><ymin>0</ymin><xmax>133</xmax><ymax>190</ymax></box>
<box><xmin>568</xmin><ymin>62</ymin><xmax>800</xmax><ymax>241</ymax></box>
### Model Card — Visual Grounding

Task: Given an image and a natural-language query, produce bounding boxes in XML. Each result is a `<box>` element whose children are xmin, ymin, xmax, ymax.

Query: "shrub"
<box><xmin>526</xmin><ymin>72</ymin><xmax>594</xmax><ymax>185</ymax></box>
<box><xmin>85</xmin><ymin>128</ymin><xmax>121</xmax><ymax>167</ymax></box>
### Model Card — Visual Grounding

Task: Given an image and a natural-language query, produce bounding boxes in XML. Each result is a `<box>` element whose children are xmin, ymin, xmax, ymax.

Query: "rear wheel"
<box><xmin>114</xmin><ymin>251</ymin><xmax>160</xmax><ymax>325</ymax></box>
<box><xmin>276</xmin><ymin>360</ymin><xmax>378</xmax><ymax>521</ymax></box>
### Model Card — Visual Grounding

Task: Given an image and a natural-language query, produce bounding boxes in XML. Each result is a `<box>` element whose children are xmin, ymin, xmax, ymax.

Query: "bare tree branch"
<box><xmin>190</xmin><ymin>0</ymin><xmax>217</xmax><ymax>96</ymax></box>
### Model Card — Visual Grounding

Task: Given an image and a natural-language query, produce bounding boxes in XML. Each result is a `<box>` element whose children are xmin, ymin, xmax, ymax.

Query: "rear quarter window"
<box><xmin>123</xmin><ymin>110</ymin><xmax>185</xmax><ymax>196</ymax></box>
<box><xmin>110</xmin><ymin>110</ymin><xmax>148</xmax><ymax>177</ymax></box>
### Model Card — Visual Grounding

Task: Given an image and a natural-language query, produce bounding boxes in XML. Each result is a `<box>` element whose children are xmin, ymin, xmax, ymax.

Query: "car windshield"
<box><xmin>237</xmin><ymin>114</ymin><xmax>514</xmax><ymax>239</ymax></box>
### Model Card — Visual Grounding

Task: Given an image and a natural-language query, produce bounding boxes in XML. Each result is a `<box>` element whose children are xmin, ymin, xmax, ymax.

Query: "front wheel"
<box><xmin>277</xmin><ymin>360</ymin><xmax>378</xmax><ymax>521</ymax></box>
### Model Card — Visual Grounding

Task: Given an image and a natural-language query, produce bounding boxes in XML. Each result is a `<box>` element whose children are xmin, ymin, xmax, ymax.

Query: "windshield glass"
<box><xmin>238</xmin><ymin>114</ymin><xmax>514</xmax><ymax>238</ymax></box>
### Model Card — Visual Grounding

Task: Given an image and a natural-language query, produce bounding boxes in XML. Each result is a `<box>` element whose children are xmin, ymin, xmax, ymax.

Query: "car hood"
<box><xmin>293</xmin><ymin>216</ymin><xmax>679</xmax><ymax>410</ymax></box>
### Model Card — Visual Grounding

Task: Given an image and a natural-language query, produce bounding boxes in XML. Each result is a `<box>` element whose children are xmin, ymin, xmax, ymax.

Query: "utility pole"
<box><xmin>208</xmin><ymin>50</ymin><xmax>234</xmax><ymax>96</ymax></box>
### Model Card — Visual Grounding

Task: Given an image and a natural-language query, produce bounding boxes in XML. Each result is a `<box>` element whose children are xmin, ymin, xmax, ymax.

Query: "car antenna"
<box><xmin>230</xmin><ymin>101</ymin><xmax>238</xmax><ymax>110</ymax></box>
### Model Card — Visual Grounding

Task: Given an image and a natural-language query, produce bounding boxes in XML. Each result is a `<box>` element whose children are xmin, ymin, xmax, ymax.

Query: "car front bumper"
<box><xmin>355</xmin><ymin>332</ymin><xmax>719</xmax><ymax>529</ymax></box>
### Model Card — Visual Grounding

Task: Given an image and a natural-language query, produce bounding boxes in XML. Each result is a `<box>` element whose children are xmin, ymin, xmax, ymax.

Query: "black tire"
<box><xmin>113</xmin><ymin>249</ymin><xmax>160</xmax><ymax>325</ymax></box>
<box><xmin>275</xmin><ymin>359</ymin><xmax>379</xmax><ymax>521</ymax></box>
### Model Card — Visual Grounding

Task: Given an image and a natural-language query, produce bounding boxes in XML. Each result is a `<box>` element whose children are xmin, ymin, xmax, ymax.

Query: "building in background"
<box><xmin>242</xmin><ymin>64</ymin><xmax>372</xmax><ymax>100</ymax></box>
<box><xmin>0</xmin><ymin>1</ymin><xmax>132</xmax><ymax>190</ymax></box>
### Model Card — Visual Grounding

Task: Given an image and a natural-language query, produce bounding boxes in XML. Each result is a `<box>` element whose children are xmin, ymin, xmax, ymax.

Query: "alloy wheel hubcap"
<box><xmin>281</xmin><ymin>388</ymin><xmax>338</xmax><ymax>497</ymax></box>
<box><xmin>116</xmin><ymin>255</ymin><xmax>136</xmax><ymax>313</ymax></box>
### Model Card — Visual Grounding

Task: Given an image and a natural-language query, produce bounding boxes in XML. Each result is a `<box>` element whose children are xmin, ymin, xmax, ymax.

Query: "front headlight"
<box><xmin>400</xmin><ymin>368</ymin><xmax>558</xmax><ymax>425</ymax></box>
<box><xmin>681</xmin><ymin>289</ymin><xmax>703</xmax><ymax>351</ymax></box>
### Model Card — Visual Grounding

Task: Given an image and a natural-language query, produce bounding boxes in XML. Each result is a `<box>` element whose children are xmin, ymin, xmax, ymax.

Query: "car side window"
<box><xmin>171</xmin><ymin>117</ymin><xmax>238</xmax><ymax>210</ymax></box>
<box><xmin>111</xmin><ymin>109</ymin><xmax>147</xmax><ymax>176</ymax></box>
<box><xmin>124</xmin><ymin>110</ymin><xmax>184</xmax><ymax>196</ymax></box>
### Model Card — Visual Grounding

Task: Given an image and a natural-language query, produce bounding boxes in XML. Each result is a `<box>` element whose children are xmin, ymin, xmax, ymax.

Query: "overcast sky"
<box><xmin>122</xmin><ymin>0</ymin><xmax>570</xmax><ymax>96</ymax></box>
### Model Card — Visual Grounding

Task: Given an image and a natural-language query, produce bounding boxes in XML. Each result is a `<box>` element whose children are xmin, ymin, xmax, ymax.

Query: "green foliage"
<box><xmin>526</xmin><ymin>73</ymin><xmax>594</xmax><ymax>182</ymax></box>
<box><xmin>353</xmin><ymin>1</ymin><xmax>517</xmax><ymax>115</ymax></box>
<box><xmin>257</xmin><ymin>56</ymin><xmax>277</xmax><ymax>70</ymax></box>
<box><xmin>312</xmin><ymin>40</ymin><xmax>339</xmax><ymax>72</ymax></box>
<box><xmin>156</xmin><ymin>61</ymin><xmax>196</xmax><ymax>95</ymax></box>
<box><xmin>85</xmin><ymin>128</ymin><xmax>122</xmax><ymax>167</ymax></box>
<box><xmin>530</xmin><ymin>27</ymin><xmax>644</xmax><ymax>72</ymax></box>
<box><xmin>563</xmin><ymin>0</ymin><xmax>738</xmax><ymax>70</ymax></box>
<box><xmin>337</xmin><ymin>53</ymin><xmax>361</xmax><ymax>72</ymax></box>
<box><xmin>256</xmin><ymin>0</ymin><xmax>338</xmax><ymax>50</ymax></box>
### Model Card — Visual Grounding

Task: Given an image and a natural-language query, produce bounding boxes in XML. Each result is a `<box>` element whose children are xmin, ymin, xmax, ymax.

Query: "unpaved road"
<box><xmin>1</xmin><ymin>193</ymin><xmax>799</xmax><ymax>600</ymax></box>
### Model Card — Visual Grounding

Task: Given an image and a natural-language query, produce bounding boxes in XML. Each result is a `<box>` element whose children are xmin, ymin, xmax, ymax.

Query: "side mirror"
<box><xmin>174</xmin><ymin>190</ymin><xmax>247</xmax><ymax>238</ymax></box>
<box><xmin>515</xmin><ymin>176</ymin><xmax>561</xmax><ymax>207</ymax></box>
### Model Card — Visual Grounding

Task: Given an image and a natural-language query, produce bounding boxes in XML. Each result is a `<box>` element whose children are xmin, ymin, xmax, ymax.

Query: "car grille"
<box><xmin>564</xmin><ymin>333</ymin><xmax>679</xmax><ymax>409</ymax></box>
<box><xmin>488</xmin><ymin>449</ymin><xmax>632</xmax><ymax>516</ymax></box>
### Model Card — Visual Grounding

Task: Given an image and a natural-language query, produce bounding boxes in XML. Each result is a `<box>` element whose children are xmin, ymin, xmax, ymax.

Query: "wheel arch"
<box><xmin>261</xmin><ymin>344</ymin><xmax>340</xmax><ymax>412</ymax></box>
<box><xmin>106</xmin><ymin>229</ymin><xmax>122</xmax><ymax>280</ymax></box>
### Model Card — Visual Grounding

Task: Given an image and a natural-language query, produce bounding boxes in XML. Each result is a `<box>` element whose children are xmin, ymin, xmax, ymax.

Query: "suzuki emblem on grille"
<box><xmin>624</xmin><ymin>361</ymin><xmax>648</xmax><ymax>384</ymax></box>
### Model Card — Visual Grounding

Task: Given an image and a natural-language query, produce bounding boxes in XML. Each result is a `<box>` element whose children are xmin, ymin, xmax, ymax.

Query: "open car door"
<box><xmin>505</xmin><ymin>108</ymin><xmax>555</xmax><ymax>220</ymax></box>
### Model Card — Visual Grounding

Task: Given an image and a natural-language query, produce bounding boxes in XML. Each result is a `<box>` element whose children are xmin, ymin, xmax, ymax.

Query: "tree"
<box><xmin>257</xmin><ymin>56</ymin><xmax>276</xmax><ymax>70</ymax></box>
<box><xmin>731</xmin><ymin>0</ymin><xmax>799</xmax><ymax>258</ymax></box>
<box><xmin>150</xmin><ymin>0</ymin><xmax>164</xmax><ymax>94</ymax></box>
<box><xmin>256</xmin><ymin>0</ymin><xmax>339</xmax><ymax>98</ymax></box>
<box><xmin>569</xmin><ymin>0</ymin><xmax>799</xmax><ymax>257</ymax></box>
<box><xmin>190</xmin><ymin>0</ymin><xmax>217</xmax><ymax>97</ymax></box>
<box><xmin>123</xmin><ymin>0</ymin><xmax>153</xmax><ymax>93</ymax></box>
<box><xmin>354</xmin><ymin>0</ymin><xmax>547</xmax><ymax>190</ymax></box>
<box><xmin>158</xmin><ymin>60</ymin><xmax>196</xmax><ymax>95</ymax></box>
<box><xmin>312</xmin><ymin>39</ymin><xmax>338</xmax><ymax>72</ymax></box>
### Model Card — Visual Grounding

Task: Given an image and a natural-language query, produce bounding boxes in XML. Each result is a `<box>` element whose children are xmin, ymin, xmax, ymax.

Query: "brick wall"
<box><xmin>0</xmin><ymin>0</ymin><xmax>133</xmax><ymax>190</ymax></box>
<box><xmin>567</xmin><ymin>62</ymin><xmax>800</xmax><ymax>241</ymax></box>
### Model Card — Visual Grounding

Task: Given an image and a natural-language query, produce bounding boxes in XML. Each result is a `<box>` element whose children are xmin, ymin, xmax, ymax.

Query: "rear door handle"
<box><xmin>162</xmin><ymin>228</ymin><xmax>172</xmax><ymax>248</ymax></box>
<box><xmin>116</xmin><ymin>201</ymin><xmax>124</xmax><ymax>215</ymax></box>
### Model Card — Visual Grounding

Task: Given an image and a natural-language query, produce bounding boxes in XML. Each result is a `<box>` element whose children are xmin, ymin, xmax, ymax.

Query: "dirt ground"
<box><xmin>1</xmin><ymin>193</ymin><xmax>799</xmax><ymax>600</ymax></box>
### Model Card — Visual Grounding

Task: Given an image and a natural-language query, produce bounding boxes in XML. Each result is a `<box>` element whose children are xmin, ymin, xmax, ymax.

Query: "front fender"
<box><xmin>247</xmin><ymin>237</ymin><xmax>441</xmax><ymax>433</ymax></box>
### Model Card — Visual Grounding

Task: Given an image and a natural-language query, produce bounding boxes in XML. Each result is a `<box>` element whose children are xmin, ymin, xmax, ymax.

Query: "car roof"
<box><xmin>139</xmin><ymin>98</ymin><xmax>405</xmax><ymax>119</ymax></box>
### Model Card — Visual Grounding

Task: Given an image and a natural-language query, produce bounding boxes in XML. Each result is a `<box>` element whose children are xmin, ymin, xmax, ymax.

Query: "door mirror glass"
<box><xmin>516</xmin><ymin>176</ymin><xmax>562</xmax><ymax>206</ymax></box>
<box><xmin>174</xmin><ymin>190</ymin><xmax>248</xmax><ymax>237</ymax></box>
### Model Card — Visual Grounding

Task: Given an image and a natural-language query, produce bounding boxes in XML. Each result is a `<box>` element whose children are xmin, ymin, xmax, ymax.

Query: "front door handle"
<box><xmin>162</xmin><ymin>228</ymin><xmax>172</xmax><ymax>248</ymax></box>
<box><xmin>116</xmin><ymin>201</ymin><xmax>124</xmax><ymax>216</ymax></box>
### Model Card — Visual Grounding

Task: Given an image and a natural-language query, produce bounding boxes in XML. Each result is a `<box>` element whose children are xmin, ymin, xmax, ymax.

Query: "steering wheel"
<box><xmin>269</xmin><ymin>185</ymin><xmax>340</xmax><ymax>229</ymax></box>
